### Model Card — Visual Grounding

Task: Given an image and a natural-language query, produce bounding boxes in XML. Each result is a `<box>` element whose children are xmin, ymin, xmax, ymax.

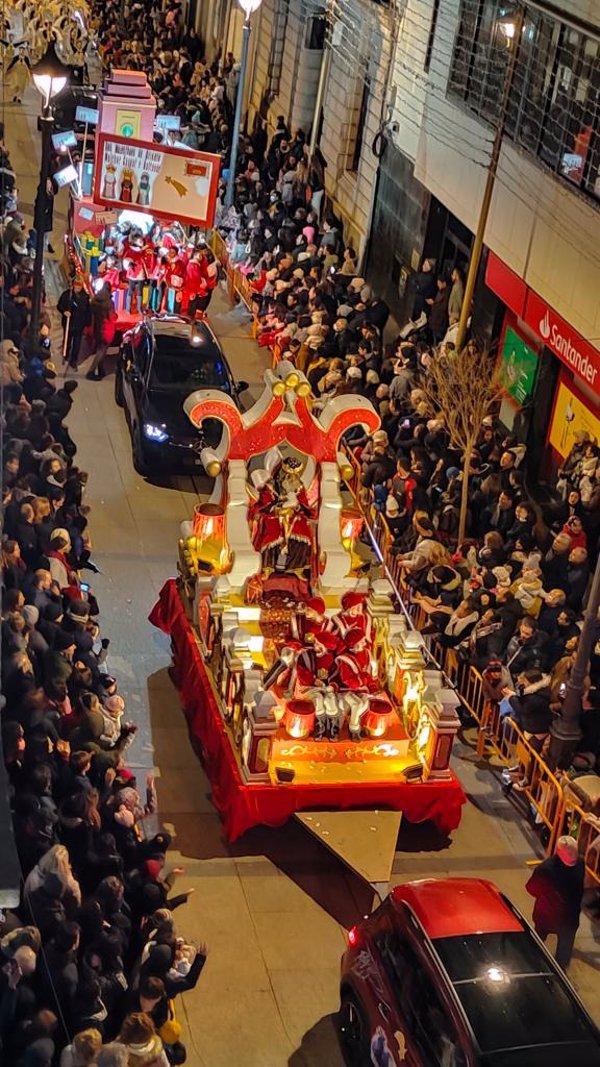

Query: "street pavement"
<box><xmin>7</xmin><ymin>88</ymin><xmax>600</xmax><ymax>1066</ymax></box>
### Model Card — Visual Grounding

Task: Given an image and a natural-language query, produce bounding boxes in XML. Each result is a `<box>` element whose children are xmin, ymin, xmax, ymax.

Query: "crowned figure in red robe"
<box><xmin>249</xmin><ymin>456</ymin><xmax>316</xmax><ymax>579</ymax></box>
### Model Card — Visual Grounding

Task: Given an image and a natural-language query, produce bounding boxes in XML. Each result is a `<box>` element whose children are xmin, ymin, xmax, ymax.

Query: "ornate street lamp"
<box><xmin>30</xmin><ymin>43</ymin><xmax>70</xmax><ymax>343</ymax></box>
<box><xmin>31</xmin><ymin>41</ymin><xmax>69</xmax><ymax>107</ymax></box>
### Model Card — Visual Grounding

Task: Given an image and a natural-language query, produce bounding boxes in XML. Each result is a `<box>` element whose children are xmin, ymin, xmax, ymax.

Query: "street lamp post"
<box><xmin>547</xmin><ymin>558</ymin><xmax>600</xmax><ymax>770</ymax></box>
<box><xmin>455</xmin><ymin>4</ymin><xmax>524</xmax><ymax>352</ymax></box>
<box><xmin>30</xmin><ymin>43</ymin><xmax>70</xmax><ymax>346</ymax></box>
<box><xmin>224</xmin><ymin>0</ymin><xmax>263</xmax><ymax>210</ymax></box>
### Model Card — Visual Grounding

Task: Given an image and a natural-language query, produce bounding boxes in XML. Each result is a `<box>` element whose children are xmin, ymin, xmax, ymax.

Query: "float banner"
<box><xmin>94</xmin><ymin>132</ymin><xmax>221</xmax><ymax>227</ymax></box>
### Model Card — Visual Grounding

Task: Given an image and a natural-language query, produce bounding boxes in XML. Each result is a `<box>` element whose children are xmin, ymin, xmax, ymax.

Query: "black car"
<box><xmin>115</xmin><ymin>316</ymin><xmax>247</xmax><ymax>476</ymax></box>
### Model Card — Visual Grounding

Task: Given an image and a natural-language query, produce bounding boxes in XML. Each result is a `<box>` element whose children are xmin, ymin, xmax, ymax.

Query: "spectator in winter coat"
<box><xmin>504</xmin><ymin>669</ymin><xmax>553</xmax><ymax>740</ymax></box>
<box><xmin>561</xmin><ymin>514</ymin><xmax>587</xmax><ymax>552</ymax></box>
<box><xmin>140</xmin><ymin>944</ymin><xmax>207</xmax><ymax>999</ymax></box>
<box><xmin>117</xmin><ymin>1012</ymin><xmax>170</xmax><ymax>1067</ymax></box>
<box><xmin>537</xmin><ymin>588</ymin><xmax>567</xmax><ymax>634</ymax></box>
<box><xmin>526</xmin><ymin>835</ymin><xmax>584</xmax><ymax>968</ymax></box>
<box><xmin>426</xmin><ymin>276</ymin><xmax>450</xmax><ymax>344</ymax></box>
<box><xmin>57</xmin><ymin>277</ymin><xmax>91</xmax><ymax>370</ymax></box>
<box><xmin>541</xmin><ymin>533</ymin><xmax>572</xmax><ymax>590</ymax></box>
<box><xmin>504</xmin><ymin>617</ymin><xmax>548</xmax><ymax>679</ymax></box>
<box><xmin>23</xmin><ymin>844</ymin><xmax>81</xmax><ymax>914</ymax></box>
<box><xmin>59</xmin><ymin>1027</ymin><xmax>102</xmax><ymax>1067</ymax></box>
<box><xmin>566</xmin><ymin>547</ymin><xmax>590</xmax><ymax>610</ymax></box>
<box><xmin>410</xmin><ymin>259</ymin><xmax>437</xmax><ymax>319</ymax></box>
<box><xmin>448</xmin><ymin>265</ymin><xmax>465</xmax><ymax>324</ymax></box>
<box><xmin>39</xmin><ymin>921</ymin><xmax>80</xmax><ymax>1008</ymax></box>
<box><xmin>437</xmin><ymin>598</ymin><xmax>480</xmax><ymax>649</ymax></box>
<box><xmin>124</xmin><ymin>975</ymin><xmax>170</xmax><ymax>1032</ymax></box>
<box><xmin>546</xmin><ymin>609</ymin><xmax>580</xmax><ymax>666</ymax></box>
<box><xmin>69</xmin><ymin>708</ymin><xmax>134</xmax><ymax>768</ymax></box>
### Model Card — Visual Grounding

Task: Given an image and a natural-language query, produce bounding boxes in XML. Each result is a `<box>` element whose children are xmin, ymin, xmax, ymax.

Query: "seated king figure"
<box><xmin>249</xmin><ymin>456</ymin><xmax>316</xmax><ymax>579</ymax></box>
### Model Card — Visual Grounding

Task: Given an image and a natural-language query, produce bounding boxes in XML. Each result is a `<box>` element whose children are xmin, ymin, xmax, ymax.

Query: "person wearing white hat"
<box><xmin>526</xmin><ymin>835</ymin><xmax>584</xmax><ymax>968</ymax></box>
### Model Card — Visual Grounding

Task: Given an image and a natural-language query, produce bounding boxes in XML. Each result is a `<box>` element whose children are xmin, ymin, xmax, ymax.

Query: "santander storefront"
<box><xmin>486</xmin><ymin>251</ymin><xmax>600</xmax><ymax>399</ymax></box>
<box><xmin>522</xmin><ymin>289</ymin><xmax>600</xmax><ymax>396</ymax></box>
<box><xmin>485</xmin><ymin>252</ymin><xmax>600</xmax><ymax>467</ymax></box>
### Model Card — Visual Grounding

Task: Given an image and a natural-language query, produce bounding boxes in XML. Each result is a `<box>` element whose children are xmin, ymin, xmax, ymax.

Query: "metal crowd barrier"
<box><xmin>554</xmin><ymin>781</ymin><xmax>600</xmax><ymax>886</ymax></box>
<box><xmin>210</xmin><ymin>230</ymin><xmax>254</xmax><ymax>313</ymax></box>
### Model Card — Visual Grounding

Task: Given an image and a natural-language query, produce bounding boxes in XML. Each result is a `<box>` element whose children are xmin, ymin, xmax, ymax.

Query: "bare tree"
<box><xmin>420</xmin><ymin>346</ymin><xmax>502</xmax><ymax>543</ymax></box>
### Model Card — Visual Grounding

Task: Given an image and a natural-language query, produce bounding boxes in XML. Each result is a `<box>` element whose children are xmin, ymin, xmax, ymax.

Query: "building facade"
<box><xmin>248</xmin><ymin>0</ymin><xmax>326</xmax><ymax>139</ymax></box>
<box><xmin>369</xmin><ymin>0</ymin><xmax>600</xmax><ymax>474</ymax></box>
<box><xmin>316</xmin><ymin>0</ymin><xmax>395</xmax><ymax>255</ymax></box>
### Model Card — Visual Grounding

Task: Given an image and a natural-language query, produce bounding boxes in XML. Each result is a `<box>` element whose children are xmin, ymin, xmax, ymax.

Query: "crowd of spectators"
<box><xmin>92</xmin><ymin>0</ymin><xmax>236</xmax><ymax>158</ymax></box>
<box><xmin>0</xmin><ymin>116</ymin><xmax>204</xmax><ymax>1067</ymax></box>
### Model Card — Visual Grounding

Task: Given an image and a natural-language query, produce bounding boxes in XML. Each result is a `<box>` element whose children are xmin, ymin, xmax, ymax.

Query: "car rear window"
<box><xmin>434</xmin><ymin>933</ymin><xmax>600</xmax><ymax>1062</ymax></box>
<box><xmin>434</xmin><ymin>932</ymin><xmax>552</xmax><ymax>982</ymax></box>
<box><xmin>150</xmin><ymin>336</ymin><xmax>231</xmax><ymax>393</ymax></box>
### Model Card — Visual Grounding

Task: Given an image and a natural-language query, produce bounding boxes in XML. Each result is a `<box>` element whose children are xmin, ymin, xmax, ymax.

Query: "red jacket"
<box><xmin>205</xmin><ymin>260</ymin><xmax>218</xmax><ymax>290</ymax></box>
<box><xmin>141</xmin><ymin>245</ymin><xmax>157</xmax><ymax>279</ymax></box>
<box><xmin>526</xmin><ymin>855</ymin><xmax>584</xmax><ymax>932</ymax></box>
<box><xmin>164</xmin><ymin>256</ymin><xmax>186</xmax><ymax>290</ymax></box>
<box><xmin>184</xmin><ymin>259</ymin><xmax>208</xmax><ymax>298</ymax></box>
<box><xmin>296</xmin><ymin>648</ymin><xmax>335</xmax><ymax>689</ymax></box>
<box><xmin>122</xmin><ymin>240</ymin><xmax>145</xmax><ymax>280</ymax></box>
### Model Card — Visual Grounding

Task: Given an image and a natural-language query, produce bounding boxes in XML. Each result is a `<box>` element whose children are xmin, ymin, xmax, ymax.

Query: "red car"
<box><xmin>339</xmin><ymin>877</ymin><xmax>600</xmax><ymax>1066</ymax></box>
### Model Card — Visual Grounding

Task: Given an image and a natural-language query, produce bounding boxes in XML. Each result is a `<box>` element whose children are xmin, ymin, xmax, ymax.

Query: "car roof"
<box><xmin>391</xmin><ymin>878</ymin><xmax>524</xmax><ymax>940</ymax></box>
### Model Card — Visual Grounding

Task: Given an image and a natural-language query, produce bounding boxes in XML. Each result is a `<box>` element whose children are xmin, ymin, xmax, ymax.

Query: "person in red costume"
<box><xmin>164</xmin><ymin>247</ymin><xmax>186</xmax><ymax>314</ymax></box>
<box><xmin>184</xmin><ymin>248</ymin><xmax>208</xmax><ymax>317</ymax></box>
<box><xmin>157</xmin><ymin>226</ymin><xmax>178</xmax><ymax>251</ymax></box>
<box><xmin>140</xmin><ymin>241</ymin><xmax>157</xmax><ymax>312</ymax></box>
<box><xmin>151</xmin><ymin>249</ymin><xmax>168</xmax><ymax>313</ymax></box>
<box><xmin>198</xmin><ymin>249</ymin><xmax>218</xmax><ymax>312</ymax></box>
<box><xmin>122</xmin><ymin>233</ymin><xmax>145</xmax><ymax>314</ymax></box>
<box><xmin>295</xmin><ymin>631</ymin><xmax>341</xmax><ymax>740</ymax></box>
<box><xmin>333</xmin><ymin>626</ymin><xmax>379</xmax><ymax>741</ymax></box>
<box><xmin>295</xmin><ymin>630</ymin><xmax>337</xmax><ymax>690</ymax></box>
<box><xmin>334</xmin><ymin>626</ymin><xmax>379</xmax><ymax>693</ymax></box>
<box><xmin>333</xmin><ymin>590</ymin><xmax>372</xmax><ymax>645</ymax></box>
<box><xmin>102</xmin><ymin>256</ymin><xmax>121</xmax><ymax>290</ymax></box>
<box><xmin>290</xmin><ymin>595</ymin><xmax>335</xmax><ymax>644</ymax></box>
<box><xmin>249</xmin><ymin>458</ymin><xmax>315</xmax><ymax>579</ymax></box>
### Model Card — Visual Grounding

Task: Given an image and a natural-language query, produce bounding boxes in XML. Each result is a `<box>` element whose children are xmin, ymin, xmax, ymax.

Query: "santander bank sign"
<box><xmin>524</xmin><ymin>290</ymin><xmax>600</xmax><ymax>396</ymax></box>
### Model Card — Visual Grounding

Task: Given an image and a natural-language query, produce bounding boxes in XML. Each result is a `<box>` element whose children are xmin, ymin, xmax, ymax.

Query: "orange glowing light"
<box><xmin>192</xmin><ymin>503</ymin><xmax>225</xmax><ymax>542</ymax></box>
<box><xmin>341</xmin><ymin>508</ymin><xmax>364</xmax><ymax>541</ymax></box>
<box><xmin>282</xmin><ymin>698</ymin><xmax>315</xmax><ymax>740</ymax></box>
<box><xmin>362</xmin><ymin>698</ymin><xmax>396</xmax><ymax>739</ymax></box>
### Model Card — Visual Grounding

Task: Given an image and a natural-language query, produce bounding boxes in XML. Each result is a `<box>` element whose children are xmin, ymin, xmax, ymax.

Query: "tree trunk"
<box><xmin>458</xmin><ymin>444</ymin><xmax>472</xmax><ymax>544</ymax></box>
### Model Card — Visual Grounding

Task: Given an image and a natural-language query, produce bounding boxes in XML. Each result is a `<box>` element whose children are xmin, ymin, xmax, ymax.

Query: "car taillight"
<box><xmin>348</xmin><ymin>926</ymin><xmax>359</xmax><ymax>946</ymax></box>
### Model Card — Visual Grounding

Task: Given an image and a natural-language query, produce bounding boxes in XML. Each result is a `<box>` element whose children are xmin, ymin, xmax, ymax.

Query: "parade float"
<box><xmin>150</xmin><ymin>363</ymin><xmax>466</xmax><ymax>840</ymax></box>
<box><xmin>65</xmin><ymin>68</ymin><xmax>221</xmax><ymax>335</ymax></box>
